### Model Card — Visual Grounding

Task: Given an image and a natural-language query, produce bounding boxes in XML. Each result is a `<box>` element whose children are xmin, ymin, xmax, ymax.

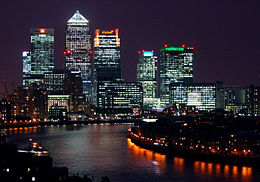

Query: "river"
<box><xmin>2</xmin><ymin>124</ymin><xmax>260</xmax><ymax>182</ymax></box>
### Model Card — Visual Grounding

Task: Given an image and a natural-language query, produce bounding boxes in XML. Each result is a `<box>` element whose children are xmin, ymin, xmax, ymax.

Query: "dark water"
<box><xmin>2</xmin><ymin>124</ymin><xmax>260</xmax><ymax>182</ymax></box>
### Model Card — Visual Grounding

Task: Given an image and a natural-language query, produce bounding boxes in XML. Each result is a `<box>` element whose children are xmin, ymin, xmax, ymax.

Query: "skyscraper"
<box><xmin>137</xmin><ymin>50</ymin><xmax>158</xmax><ymax>110</ymax></box>
<box><xmin>93</xmin><ymin>29</ymin><xmax>121</xmax><ymax>81</ymax></box>
<box><xmin>65</xmin><ymin>11</ymin><xmax>91</xmax><ymax>100</ymax></box>
<box><xmin>93</xmin><ymin>29</ymin><xmax>121</xmax><ymax>105</ymax></box>
<box><xmin>28</xmin><ymin>28</ymin><xmax>54</xmax><ymax>85</ymax></box>
<box><xmin>160</xmin><ymin>45</ymin><xmax>194</xmax><ymax>106</ymax></box>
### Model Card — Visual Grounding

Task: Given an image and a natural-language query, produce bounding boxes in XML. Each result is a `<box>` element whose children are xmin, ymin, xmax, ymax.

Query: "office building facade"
<box><xmin>47</xmin><ymin>95</ymin><xmax>70</xmax><ymax>112</ymax></box>
<box><xmin>93</xmin><ymin>29</ymin><xmax>121</xmax><ymax>82</ymax></box>
<box><xmin>97</xmin><ymin>82</ymin><xmax>143</xmax><ymax>113</ymax></box>
<box><xmin>30</xmin><ymin>28</ymin><xmax>54</xmax><ymax>85</ymax></box>
<box><xmin>65</xmin><ymin>11</ymin><xmax>92</xmax><ymax>99</ymax></box>
<box><xmin>63</xmin><ymin>71</ymin><xmax>85</xmax><ymax>112</ymax></box>
<box><xmin>93</xmin><ymin>29</ymin><xmax>121</xmax><ymax>105</ymax></box>
<box><xmin>22</xmin><ymin>51</ymin><xmax>31</xmax><ymax>86</ymax></box>
<box><xmin>169</xmin><ymin>82</ymin><xmax>217</xmax><ymax>111</ymax></box>
<box><xmin>137</xmin><ymin>50</ymin><xmax>158</xmax><ymax>110</ymax></box>
<box><xmin>224</xmin><ymin>86</ymin><xmax>247</xmax><ymax>113</ymax></box>
<box><xmin>160</xmin><ymin>45</ymin><xmax>194</xmax><ymax>106</ymax></box>
<box><xmin>246</xmin><ymin>85</ymin><xmax>260</xmax><ymax>116</ymax></box>
<box><xmin>44</xmin><ymin>69</ymin><xmax>65</xmax><ymax>94</ymax></box>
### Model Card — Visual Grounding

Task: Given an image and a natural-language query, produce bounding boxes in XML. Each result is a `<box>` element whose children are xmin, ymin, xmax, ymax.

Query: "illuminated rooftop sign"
<box><xmin>143</xmin><ymin>51</ymin><xmax>154</xmax><ymax>57</ymax></box>
<box><xmin>160</xmin><ymin>47</ymin><xmax>184</xmax><ymax>52</ymax></box>
<box><xmin>102</xmin><ymin>30</ymin><xmax>114</xmax><ymax>34</ymax></box>
<box><xmin>40</xmin><ymin>29</ymin><xmax>45</xmax><ymax>33</ymax></box>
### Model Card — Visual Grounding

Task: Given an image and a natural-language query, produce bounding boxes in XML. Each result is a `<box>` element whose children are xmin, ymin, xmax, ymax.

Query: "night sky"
<box><xmin>0</xmin><ymin>0</ymin><xmax>260</xmax><ymax>94</ymax></box>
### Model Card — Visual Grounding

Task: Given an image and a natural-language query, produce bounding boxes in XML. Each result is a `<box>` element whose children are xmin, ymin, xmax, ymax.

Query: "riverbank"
<box><xmin>127</xmin><ymin>131</ymin><xmax>260</xmax><ymax>167</ymax></box>
<box><xmin>0</xmin><ymin>119</ymin><xmax>138</xmax><ymax>129</ymax></box>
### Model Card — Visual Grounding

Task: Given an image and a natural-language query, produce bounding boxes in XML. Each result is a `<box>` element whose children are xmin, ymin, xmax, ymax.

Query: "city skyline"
<box><xmin>1</xmin><ymin>0</ymin><xmax>260</xmax><ymax>95</ymax></box>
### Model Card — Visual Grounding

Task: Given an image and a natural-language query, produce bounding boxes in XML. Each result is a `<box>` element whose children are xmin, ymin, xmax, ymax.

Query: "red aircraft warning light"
<box><xmin>63</xmin><ymin>50</ymin><xmax>72</xmax><ymax>56</ymax></box>
<box><xmin>164</xmin><ymin>44</ymin><xmax>168</xmax><ymax>48</ymax></box>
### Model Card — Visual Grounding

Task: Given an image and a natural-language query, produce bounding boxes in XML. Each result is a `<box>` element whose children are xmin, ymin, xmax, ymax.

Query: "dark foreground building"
<box><xmin>0</xmin><ymin>134</ymin><xmax>68</xmax><ymax>182</ymax></box>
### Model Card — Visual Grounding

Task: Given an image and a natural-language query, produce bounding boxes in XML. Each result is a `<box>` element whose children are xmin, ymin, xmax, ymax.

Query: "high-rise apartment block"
<box><xmin>160</xmin><ymin>45</ymin><xmax>194</xmax><ymax>106</ymax></box>
<box><xmin>65</xmin><ymin>11</ymin><xmax>92</xmax><ymax>99</ymax></box>
<box><xmin>137</xmin><ymin>50</ymin><xmax>158</xmax><ymax>110</ymax></box>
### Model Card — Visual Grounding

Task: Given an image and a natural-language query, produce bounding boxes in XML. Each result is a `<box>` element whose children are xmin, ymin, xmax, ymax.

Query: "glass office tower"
<box><xmin>93</xmin><ymin>29</ymin><xmax>121</xmax><ymax>105</ymax></box>
<box><xmin>137</xmin><ymin>50</ymin><xmax>158</xmax><ymax>110</ymax></box>
<box><xmin>30</xmin><ymin>28</ymin><xmax>54</xmax><ymax>85</ymax></box>
<box><xmin>65</xmin><ymin>11</ymin><xmax>91</xmax><ymax>100</ymax></box>
<box><xmin>93</xmin><ymin>29</ymin><xmax>121</xmax><ymax>81</ymax></box>
<box><xmin>160</xmin><ymin>45</ymin><xmax>194</xmax><ymax>106</ymax></box>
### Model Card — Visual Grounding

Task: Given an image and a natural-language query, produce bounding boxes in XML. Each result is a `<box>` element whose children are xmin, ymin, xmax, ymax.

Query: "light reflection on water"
<box><xmin>2</xmin><ymin>125</ymin><xmax>260</xmax><ymax>182</ymax></box>
<box><xmin>127</xmin><ymin>137</ymin><xmax>256</xmax><ymax>182</ymax></box>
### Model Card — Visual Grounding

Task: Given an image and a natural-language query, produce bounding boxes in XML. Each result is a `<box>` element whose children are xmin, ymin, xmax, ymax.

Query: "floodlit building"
<box><xmin>65</xmin><ymin>11</ymin><xmax>92</xmax><ymax>100</ymax></box>
<box><xmin>160</xmin><ymin>45</ymin><xmax>194</xmax><ymax>106</ymax></box>
<box><xmin>137</xmin><ymin>50</ymin><xmax>158</xmax><ymax>110</ymax></box>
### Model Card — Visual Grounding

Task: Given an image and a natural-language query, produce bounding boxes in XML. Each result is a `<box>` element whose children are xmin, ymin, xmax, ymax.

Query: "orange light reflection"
<box><xmin>127</xmin><ymin>138</ymin><xmax>166</xmax><ymax>173</ymax></box>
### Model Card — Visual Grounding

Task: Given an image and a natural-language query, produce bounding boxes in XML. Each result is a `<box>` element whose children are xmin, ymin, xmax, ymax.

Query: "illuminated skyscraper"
<box><xmin>65</xmin><ymin>11</ymin><xmax>91</xmax><ymax>100</ymax></box>
<box><xmin>137</xmin><ymin>50</ymin><xmax>158</xmax><ymax>110</ymax></box>
<box><xmin>93</xmin><ymin>29</ymin><xmax>121</xmax><ymax>105</ymax></box>
<box><xmin>160</xmin><ymin>45</ymin><xmax>194</xmax><ymax>106</ymax></box>
<box><xmin>29</xmin><ymin>28</ymin><xmax>54</xmax><ymax>85</ymax></box>
<box><xmin>93</xmin><ymin>29</ymin><xmax>121</xmax><ymax>81</ymax></box>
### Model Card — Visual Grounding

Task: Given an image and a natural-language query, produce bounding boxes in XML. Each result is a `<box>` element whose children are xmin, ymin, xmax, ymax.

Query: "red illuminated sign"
<box><xmin>102</xmin><ymin>30</ymin><xmax>114</xmax><ymax>34</ymax></box>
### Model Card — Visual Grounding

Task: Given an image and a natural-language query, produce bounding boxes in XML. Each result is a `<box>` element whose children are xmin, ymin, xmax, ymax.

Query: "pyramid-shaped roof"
<box><xmin>68</xmin><ymin>11</ymin><xmax>89</xmax><ymax>23</ymax></box>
